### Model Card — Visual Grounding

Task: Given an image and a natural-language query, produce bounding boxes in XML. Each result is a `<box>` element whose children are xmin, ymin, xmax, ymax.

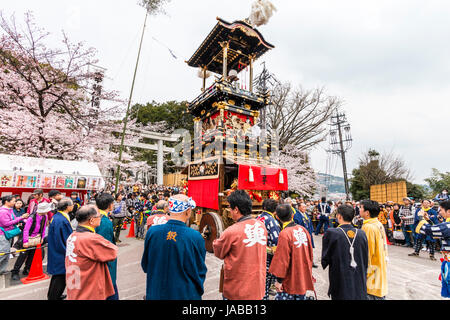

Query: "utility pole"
<box><xmin>329</xmin><ymin>111</ymin><xmax>353</xmax><ymax>200</ymax></box>
<box><xmin>115</xmin><ymin>11</ymin><xmax>149</xmax><ymax>192</ymax></box>
<box><xmin>254</xmin><ymin>62</ymin><xmax>280</xmax><ymax>130</ymax></box>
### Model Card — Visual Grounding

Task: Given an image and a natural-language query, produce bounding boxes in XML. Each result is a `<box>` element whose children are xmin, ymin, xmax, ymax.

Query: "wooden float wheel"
<box><xmin>199</xmin><ymin>212</ymin><xmax>224</xmax><ymax>253</ymax></box>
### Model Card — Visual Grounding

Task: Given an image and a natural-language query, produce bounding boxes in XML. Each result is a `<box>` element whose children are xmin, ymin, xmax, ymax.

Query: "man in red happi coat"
<box><xmin>65</xmin><ymin>205</ymin><xmax>118</xmax><ymax>300</ymax></box>
<box><xmin>146</xmin><ymin>200</ymin><xmax>169</xmax><ymax>230</ymax></box>
<box><xmin>269</xmin><ymin>204</ymin><xmax>316</xmax><ymax>300</ymax></box>
<box><xmin>213</xmin><ymin>190</ymin><xmax>267</xmax><ymax>300</ymax></box>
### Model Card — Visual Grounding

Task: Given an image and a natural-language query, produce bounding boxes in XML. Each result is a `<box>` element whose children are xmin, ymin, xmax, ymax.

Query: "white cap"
<box><xmin>36</xmin><ymin>201</ymin><xmax>53</xmax><ymax>214</ymax></box>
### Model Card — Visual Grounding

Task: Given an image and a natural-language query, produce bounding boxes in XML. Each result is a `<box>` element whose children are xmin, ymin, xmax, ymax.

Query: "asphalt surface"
<box><xmin>0</xmin><ymin>228</ymin><xmax>446</xmax><ymax>300</ymax></box>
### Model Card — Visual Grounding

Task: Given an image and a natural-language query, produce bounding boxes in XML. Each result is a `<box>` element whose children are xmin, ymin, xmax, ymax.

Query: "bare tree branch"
<box><xmin>266</xmin><ymin>82</ymin><xmax>341</xmax><ymax>151</ymax></box>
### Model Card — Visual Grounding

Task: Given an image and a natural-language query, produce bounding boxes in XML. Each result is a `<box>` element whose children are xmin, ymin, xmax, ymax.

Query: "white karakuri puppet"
<box><xmin>249</xmin><ymin>0</ymin><xmax>277</xmax><ymax>27</ymax></box>
<box><xmin>197</xmin><ymin>67</ymin><xmax>211</xmax><ymax>79</ymax></box>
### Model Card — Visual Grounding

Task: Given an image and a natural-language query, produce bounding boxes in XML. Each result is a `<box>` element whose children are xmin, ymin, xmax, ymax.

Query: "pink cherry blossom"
<box><xmin>276</xmin><ymin>143</ymin><xmax>318</xmax><ymax>198</ymax></box>
<box><xmin>0</xmin><ymin>11</ymin><xmax>158</xmax><ymax>179</ymax></box>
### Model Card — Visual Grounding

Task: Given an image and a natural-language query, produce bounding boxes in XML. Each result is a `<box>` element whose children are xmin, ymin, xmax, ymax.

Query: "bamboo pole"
<box><xmin>115</xmin><ymin>11</ymin><xmax>149</xmax><ymax>192</ymax></box>
<box><xmin>249</xmin><ymin>55</ymin><xmax>254</xmax><ymax>93</ymax></box>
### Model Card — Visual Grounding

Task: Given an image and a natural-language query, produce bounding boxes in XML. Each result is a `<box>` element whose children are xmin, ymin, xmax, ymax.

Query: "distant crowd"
<box><xmin>288</xmin><ymin>190</ymin><xmax>448</xmax><ymax>261</ymax></box>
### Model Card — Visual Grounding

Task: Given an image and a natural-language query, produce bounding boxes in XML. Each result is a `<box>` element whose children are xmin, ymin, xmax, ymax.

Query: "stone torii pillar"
<box><xmin>157</xmin><ymin>139</ymin><xmax>164</xmax><ymax>185</ymax></box>
<box><xmin>117</xmin><ymin>129</ymin><xmax>180</xmax><ymax>186</ymax></box>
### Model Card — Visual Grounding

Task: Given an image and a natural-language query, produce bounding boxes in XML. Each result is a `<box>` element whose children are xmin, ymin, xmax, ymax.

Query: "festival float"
<box><xmin>0</xmin><ymin>154</ymin><xmax>105</xmax><ymax>203</ymax></box>
<box><xmin>183</xmin><ymin>13</ymin><xmax>287</xmax><ymax>252</ymax></box>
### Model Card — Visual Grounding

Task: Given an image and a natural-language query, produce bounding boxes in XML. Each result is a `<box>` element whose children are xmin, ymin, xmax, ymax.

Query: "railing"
<box><xmin>188</xmin><ymin>80</ymin><xmax>262</xmax><ymax>109</ymax></box>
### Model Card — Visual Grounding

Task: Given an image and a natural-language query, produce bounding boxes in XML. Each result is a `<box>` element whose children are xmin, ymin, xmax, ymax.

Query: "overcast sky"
<box><xmin>2</xmin><ymin>0</ymin><xmax>449</xmax><ymax>185</ymax></box>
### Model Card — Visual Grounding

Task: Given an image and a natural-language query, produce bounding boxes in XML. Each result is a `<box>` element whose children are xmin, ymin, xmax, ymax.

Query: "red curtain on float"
<box><xmin>238</xmin><ymin>165</ymin><xmax>288</xmax><ymax>191</ymax></box>
<box><xmin>188</xmin><ymin>179</ymin><xmax>220</xmax><ymax>210</ymax></box>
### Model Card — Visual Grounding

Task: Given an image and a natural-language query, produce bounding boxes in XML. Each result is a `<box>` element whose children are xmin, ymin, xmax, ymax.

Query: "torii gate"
<box><xmin>116</xmin><ymin>129</ymin><xmax>181</xmax><ymax>185</ymax></box>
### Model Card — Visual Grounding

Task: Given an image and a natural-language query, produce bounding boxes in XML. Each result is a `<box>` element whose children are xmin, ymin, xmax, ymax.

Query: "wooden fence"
<box><xmin>370</xmin><ymin>181</ymin><xmax>407</xmax><ymax>204</ymax></box>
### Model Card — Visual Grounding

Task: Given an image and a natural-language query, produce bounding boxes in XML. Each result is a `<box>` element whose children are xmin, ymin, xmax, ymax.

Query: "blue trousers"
<box><xmin>402</xmin><ymin>224</ymin><xmax>414</xmax><ymax>246</ymax></box>
<box><xmin>315</xmin><ymin>216</ymin><xmax>329</xmax><ymax>235</ymax></box>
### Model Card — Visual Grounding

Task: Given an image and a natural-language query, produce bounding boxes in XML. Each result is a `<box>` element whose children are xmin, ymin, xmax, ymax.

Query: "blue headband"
<box><xmin>168</xmin><ymin>197</ymin><xmax>196</xmax><ymax>213</ymax></box>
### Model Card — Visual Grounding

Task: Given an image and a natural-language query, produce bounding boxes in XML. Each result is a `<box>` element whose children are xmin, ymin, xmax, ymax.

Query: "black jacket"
<box><xmin>321</xmin><ymin>224</ymin><xmax>369</xmax><ymax>300</ymax></box>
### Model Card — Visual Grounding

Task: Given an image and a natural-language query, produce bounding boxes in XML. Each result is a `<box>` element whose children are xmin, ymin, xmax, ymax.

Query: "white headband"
<box><xmin>168</xmin><ymin>197</ymin><xmax>196</xmax><ymax>213</ymax></box>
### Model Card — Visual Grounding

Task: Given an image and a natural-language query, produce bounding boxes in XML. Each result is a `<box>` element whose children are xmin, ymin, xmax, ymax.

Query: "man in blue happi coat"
<box><xmin>291</xmin><ymin>201</ymin><xmax>317</xmax><ymax>268</ymax></box>
<box><xmin>47</xmin><ymin>197</ymin><xmax>74</xmax><ymax>300</ymax></box>
<box><xmin>141</xmin><ymin>194</ymin><xmax>207</xmax><ymax>300</ymax></box>
<box><xmin>95</xmin><ymin>193</ymin><xmax>119</xmax><ymax>300</ymax></box>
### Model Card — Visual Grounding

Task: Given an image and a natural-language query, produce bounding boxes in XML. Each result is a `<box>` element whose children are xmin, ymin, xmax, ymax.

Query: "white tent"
<box><xmin>0</xmin><ymin>154</ymin><xmax>105</xmax><ymax>190</ymax></box>
<box><xmin>0</xmin><ymin>154</ymin><xmax>102</xmax><ymax>176</ymax></box>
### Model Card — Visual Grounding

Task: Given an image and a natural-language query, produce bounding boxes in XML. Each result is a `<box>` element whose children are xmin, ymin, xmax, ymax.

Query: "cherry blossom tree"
<box><xmin>0</xmin><ymin>11</ymin><xmax>153</xmax><ymax>177</ymax></box>
<box><xmin>277</xmin><ymin>144</ymin><xmax>318</xmax><ymax>198</ymax></box>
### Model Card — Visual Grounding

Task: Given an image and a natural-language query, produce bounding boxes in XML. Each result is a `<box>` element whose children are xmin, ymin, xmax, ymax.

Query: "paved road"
<box><xmin>0</xmin><ymin>229</ymin><xmax>445</xmax><ymax>300</ymax></box>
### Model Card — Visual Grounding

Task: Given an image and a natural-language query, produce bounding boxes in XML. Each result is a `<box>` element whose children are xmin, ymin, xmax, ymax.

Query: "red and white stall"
<box><xmin>0</xmin><ymin>154</ymin><xmax>105</xmax><ymax>203</ymax></box>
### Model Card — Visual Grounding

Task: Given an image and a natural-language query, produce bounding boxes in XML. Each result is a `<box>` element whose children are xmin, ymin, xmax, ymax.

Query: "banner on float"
<box><xmin>238</xmin><ymin>165</ymin><xmax>289</xmax><ymax>191</ymax></box>
<box><xmin>188</xmin><ymin>158</ymin><xmax>220</xmax><ymax>181</ymax></box>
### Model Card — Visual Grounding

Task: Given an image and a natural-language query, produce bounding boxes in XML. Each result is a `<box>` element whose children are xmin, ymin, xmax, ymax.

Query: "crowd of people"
<box><xmin>286</xmin><ymin>193</ymin><xmax>448</xmax><ymax>261</ymax></box>
<box><xmin>0</xmin><ymin>185</ymin><xmax>179</xmax><ymax>300</ymax></box>
<box><xmin>0</xmin><ymin>185</ymin><xmax>449</xmax><ymax>300</ymax></box>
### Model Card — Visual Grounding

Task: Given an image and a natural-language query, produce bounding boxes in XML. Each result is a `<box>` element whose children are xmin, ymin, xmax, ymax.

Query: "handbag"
<box><xmin>0</xmin><ymin>225</ymin><xmax>21</xmax><ymax>240</ymax></box>
<box><xmin>26</xmin><ymin>214</ymin><xmax>46</xmax><ymax>247</ymax></box>
<box><xmin>27</xmin><ymin>235</ymin><xmax>42</xmax><ymax>247</ymax></box>
<box><xmin>393</xmin><ymin>228</ymin><xmax>405</xmax><ymax>240</ymax></box>
<box><xmin>0</xmin><ymin>212</ymin><xmax>22</xmax><ymax>240</ymax></box>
